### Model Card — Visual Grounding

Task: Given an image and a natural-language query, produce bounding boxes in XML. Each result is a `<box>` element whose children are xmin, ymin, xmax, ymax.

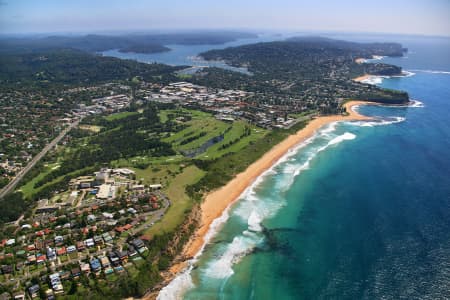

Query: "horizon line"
<box><xmin>1</xmin><ymin>28</ymin><xmax>449</xmax><ymax>39</ymax></box>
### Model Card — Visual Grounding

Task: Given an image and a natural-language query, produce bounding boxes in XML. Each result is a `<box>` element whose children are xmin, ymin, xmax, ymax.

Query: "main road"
<box><xmin>0</xmin><ymin>118</ymin><xmax>81</xmax><ymax>199</ymax></box>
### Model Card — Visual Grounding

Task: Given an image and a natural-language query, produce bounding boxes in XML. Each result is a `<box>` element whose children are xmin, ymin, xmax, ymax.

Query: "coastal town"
<box><xmin>0</xmin><ymin>79</ymin><xmax>310</xmax><ymax>189</ymax></box>
<box><xmin>1</xmin><ymin>0</ymin><xmax>448</xmax><ymax>297</ymax></box>
<box><xmin>0</xmin><ymin>165</ymin><xmax>168</xmax><ymax>299</ymax></box>
<box><xmin>0</xmin><ymin>34</ymin><xmax>412</xmax><ymax>299</ymax></box>
<box><xmin>0</xmin><ymin>76</ymin><xmax>315</xmax><ymax>298</ymax></box>
<box><xmin>139</xmin><ymin>81</ymin><xmax>304</xmax><ymax>128</ymax></box>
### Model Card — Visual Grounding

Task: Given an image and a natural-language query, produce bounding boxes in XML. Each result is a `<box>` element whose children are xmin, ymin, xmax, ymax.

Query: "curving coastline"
<box><xmin>148</xmin><ymin>101</ymin><xmax>372</xmax><ymax>299</ymax></box>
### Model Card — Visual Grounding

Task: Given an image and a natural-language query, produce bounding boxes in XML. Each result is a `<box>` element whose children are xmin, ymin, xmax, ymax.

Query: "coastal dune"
<box><xmin>149</xmin><ymin>101</ymin><xmax>372</xmax><ymax>299</ymax></box>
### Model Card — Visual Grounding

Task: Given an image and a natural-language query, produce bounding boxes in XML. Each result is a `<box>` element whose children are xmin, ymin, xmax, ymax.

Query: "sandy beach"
<box><xmin>158</xmin><ymin>101</ymin><xmax>372</xmax><ymax>283</ymax></box>
<box><xmin>353</xmin><ymin>74</ymin><xmax>372</xmax><ymax>82</ymax></box>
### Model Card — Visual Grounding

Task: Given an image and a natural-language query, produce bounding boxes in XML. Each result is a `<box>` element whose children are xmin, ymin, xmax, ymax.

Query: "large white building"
<box><xmin>97</xmin><ymin>184</ymin><xmax>116</xmax><ymax>199</ymax></box>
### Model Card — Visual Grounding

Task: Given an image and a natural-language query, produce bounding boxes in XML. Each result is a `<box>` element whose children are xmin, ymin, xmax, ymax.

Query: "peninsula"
<box><xmin>0</xmin><ymin>36</ymin><xmax>410</xmax><ymax>300</ymax></box>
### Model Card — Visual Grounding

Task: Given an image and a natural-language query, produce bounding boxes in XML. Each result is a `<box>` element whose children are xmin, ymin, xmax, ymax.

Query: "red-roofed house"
<box><xmin>56</xmin><ymin>247</ymin><xmax>67</xmax><ymax>256</ymax></box>
<box><xmin>36</xmin><ymin>255</ymin><xmax>47</xmax><ymax>263</ymax></box>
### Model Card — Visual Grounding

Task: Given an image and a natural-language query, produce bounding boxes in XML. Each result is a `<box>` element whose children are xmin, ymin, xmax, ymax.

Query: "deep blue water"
<box><xmin>158</xmin><ymin>36</ymin><xmax>450</xmax><ymax>300</ymax></box>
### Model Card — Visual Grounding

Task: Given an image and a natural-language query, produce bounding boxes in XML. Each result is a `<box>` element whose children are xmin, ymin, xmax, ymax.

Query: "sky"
<box><xmin>0</xmin><ymin>0</ymin><xmax>449</xmax><ymax>36</ymax></box>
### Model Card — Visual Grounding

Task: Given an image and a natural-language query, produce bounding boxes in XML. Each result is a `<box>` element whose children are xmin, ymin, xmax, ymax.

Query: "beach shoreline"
<box><xmin>353</xmin><ymin>74</ymin><xmax>372</xmax><ymax>82</ymax></box>
<box><xmin>147</xmin><ymin>101</ymin><xmax>373</xmax><ymax>300</ymax></box>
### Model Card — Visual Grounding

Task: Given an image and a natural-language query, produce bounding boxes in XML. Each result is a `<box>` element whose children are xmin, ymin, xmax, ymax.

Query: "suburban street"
<box><xmin>4</xmin><ymin>190</ymin><xmax>171</xmax><ymax>286</ymax></box>
<box><xmin>0</xmin><ymin>119</ymin><xmax>81</xmax><ymax>199</ymax></box>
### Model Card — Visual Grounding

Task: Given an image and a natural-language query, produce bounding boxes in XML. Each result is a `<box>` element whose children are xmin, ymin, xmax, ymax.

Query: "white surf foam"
<box><xmin>247</xmin><ymin>211</ymin><xmax>263</xmax><ymax>232</ymax></box>
<box><xmin>401</xmin><ymin>71</ymin><xmax>416</xmax><ymax>77</ymax></box>
<box><xmin>203</xmin><ymin>232</ymin><xmax>263</xmax><ymax>279</ymax></box>
<box><xmin>409</xmin><ymin>69</ymin><xmax>450</xmax><ymax>75</ymax></box>
<box><xmin>199</xmin><ymin>131</ymin><xmax>358</xmax><ymax>281</ymax></box>
<box><xmin>157</xmin><ymin>207</ymin><xmax>234</xmax><ymax>300</ymax></box>
<box><xmin>159</xmin><ymin>124</ymin><xmax>365</xmax><ymax>299</ymax></box>
<box><xmin>361</xmin><ymin>76</ymin><xmax>384</xmax><ymax>85</ymax></box>
<box><xmin>157</xmin><ymin>268</ymin><xmax>195</xmax><ymax>300</ymax></box>
<box><xmin>278</xmin><ymin>132</ymin><xmax>357</xmax><ymax>189</ymax></box>
<box><xmin>319</xmin><ymin>122</ymin><xmax>339</xmax><ymax>136</ymax></box>
<box><xmin>360</xmin><ymin>70</ymin><xmax>416</xmax><ymax>85</ymax></box>
<box><xmin>408</xmin><ymin>100</ymin><xmax>425</xmax><ymax>108</ymax></box>
<box><xmin>349</xmin><ymin>116</ymin><xmax>406</xmax><ymax>127</ymax></box>
<box><xmin>328</xmin><ymin>132</ymin><xmax>356</xmax><ymax>145</ymax></box>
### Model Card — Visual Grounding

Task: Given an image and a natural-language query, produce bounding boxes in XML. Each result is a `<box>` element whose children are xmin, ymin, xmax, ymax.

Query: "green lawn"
<box><xmin>198</xmin><ymin>121</ymin><xmax>268</xmax><ymax>160</ymax></box>
<box><xmin>19</xmin><ymin>165</ymin><xmax>93</xmax><ymax>200</ymax></box>
<box><xmin>18</xmin><ymin>163</ymin><xmax>59</xmax><ymax>198</ymax></box>
<box><xmin>158</xmin><ymin>108</ymin><xmax>201</xmax><ymax>124</ymax></box>
<box><xmin>143</xmin><ymin>165</ymin><xmax>204</xmax><ymax>238</ymax></box>
<box><xmin>78</xmin><ymin>124</ymin><xmax>103</xmax><ymax>132</ymax></box>
<box><xmin>158</xmin><ymin>110</ymin><xmax>170</xmax><ymax>123</ymax></box>
<box><xmin>111</xmin><ymin>154</ymin><xmax>185</xmax><ymax>169</ymax></box>
<box><xmin>131</xmin><ymin>163</ymin><xmax>182</xmax><ymax>187</ymax></box>
<box><xmin>163</xmin><ymin>110</ymin><xmax>229</xmax><ymax>152</ymax></box>
<box><xmin>104</xmin><ymin>111</ymin><xmax>139</xmax><ymax>121</ymax></box>
<box><xmin>160</xmin><ymin>109</ymin><xmax>268</xmax><ymax>160</ymax></box>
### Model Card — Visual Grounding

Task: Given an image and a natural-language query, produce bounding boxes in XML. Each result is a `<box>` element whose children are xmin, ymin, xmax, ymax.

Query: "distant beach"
<box><xmin>152</xmin><ymin>101</ymin><xmax>372</xmax><ymax>299</ymax></box>
<box><xmin>353</xmin><ymin>74</ymin><xmax>372</xmax><ymax>82</ymax></box>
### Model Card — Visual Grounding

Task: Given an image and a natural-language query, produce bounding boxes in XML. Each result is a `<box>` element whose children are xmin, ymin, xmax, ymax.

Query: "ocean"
<box><xmin>157</xmin><ymin>35</ymin><xmax>450</xmax><ymax>299</ymax></box>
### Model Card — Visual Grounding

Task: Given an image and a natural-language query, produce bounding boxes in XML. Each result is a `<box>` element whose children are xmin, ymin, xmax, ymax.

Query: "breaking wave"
<box><xmin>409</xmin><ymin>69</ymin><xmax>450</xmax><ymax>75</ymax></box>
<box><xmin>408</xmin><ymin>100</ymin><xmax>425</xmax><ymax>108</ymax></box>
<box><xmin>360</xmin><ymin>71</ymin><xmax>416</xmax><ymax>85</ymax></box>
<box><xmin>361</xmin><ymin>76</ymin><xmax>384</xmax><ymax>85</ymax></box>
<box><xmin>349</xmin><ymin>116</ymin><xmax>406</xmax><ymax>127</ymax></box>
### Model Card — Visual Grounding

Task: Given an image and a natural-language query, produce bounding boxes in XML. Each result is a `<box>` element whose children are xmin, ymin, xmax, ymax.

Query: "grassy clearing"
<box><xmin>104</xmin><ymin>111</ymin><xmax>139</xmax><ymax>121</ymax></box>
<box><xmin>131</xmin><ymin>163</ymin><xmax>181</xmax><ymax>187</ymax></box>
<box><xmin>199</xmin><ymin>121</ymin><xmax>268</xmax><ymax>160</ymax></box>
<box><xmin>158</xmin><ymin>110</ymin><xmax>170</xmax><ymax>123</ymax></box>
<box><xmin>79</xmin><ymin>125</ymin><xmax>102</xmax><ymax>133</ymax></box>
<box><xmin>158</xmin><ymin>108</ymin><xmax>200</xmax><ymax>124</ymax></box>
<box><xmin>19</xmin><ymin>163</ymin><xmax>59</xmax><ymax>198</ymax></box>
<box><xmin>289</xmin><ymin>111</ymin><xmax>317</xmax><ymax>119</ymax></box>
<box><xmin>20</xmin><ymin>166</ymin><xmax>93</xmax><ymax>200</ymax></box>
<box><xmin>189</xmin><ymin>121</ymin><xmax>308</xmax><ymax>195</ymax></box>
<box><xmin>111</xmin><ymin>155</ymin><xmax>185</xmax><ymax>169</ymax></box>
<box><xmin>163</xmin><ymin>111</ymin><xmax>229</xmax><ymax>152</ymax></box>
<box><xmin>142</xmin><ymin>165</ymin><xmax>204</xmax><ymax>238</ymax></box>
<box><xmin>176</xmin><ymin>74</ymin><xmax>193</xmax><ymax>80</ymax></box>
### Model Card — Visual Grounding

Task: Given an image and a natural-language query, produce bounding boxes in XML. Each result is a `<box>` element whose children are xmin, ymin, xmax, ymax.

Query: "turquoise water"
<box><xmin>158</xmin><ymin>36</ymin><xmax>450</xmax><ymax>299</ymax></box>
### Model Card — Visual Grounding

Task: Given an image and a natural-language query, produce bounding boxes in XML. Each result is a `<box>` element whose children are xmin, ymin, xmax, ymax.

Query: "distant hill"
<box><xmin>191</xmin><ymin>36</ymin><xmax>409</xmax><ymax>107</ymax></box>
<box><xmin>0</xmin><ymin>31</ymin><xmax>258</xmax><ymax>54</ymax></box>
<box><xmin>286</xmin><ymin>36</ymin><xmax>407</xmax><ymax>57</ymax></box>
<box><xmin>0</xmin><ymin>48</ymin><xmax>182</xmax><ymax>89</ymax></box>
<box><xmin>200</xmin><ymin>36</ymin><xmax>407</xmax><ymax>77</ymax></box>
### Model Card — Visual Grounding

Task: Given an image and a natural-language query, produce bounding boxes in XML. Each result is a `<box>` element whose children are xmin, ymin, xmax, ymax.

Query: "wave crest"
<box><xmin>350</xmin><ymin>116</ymin><xmax>405</xmax><ymax>127</ymax></box>
<box><xmin>410</xmin><ymin>69</ymin><xmax>450</xmax><ymax>75</ymax></box>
